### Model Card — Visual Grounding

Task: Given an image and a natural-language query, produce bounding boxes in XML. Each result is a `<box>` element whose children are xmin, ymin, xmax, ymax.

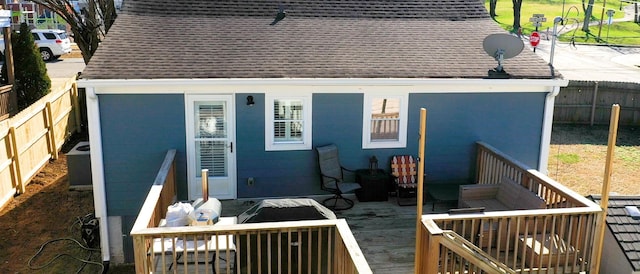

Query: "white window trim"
<box><xmin>265</xmin><ymin>93</ymin><xmax>312</xmax><ymax>151</ymax></box>
<box><xmin>362</xmin><ymin>93</ymin><xmax>408</xmax><ymax>149</ymax></box>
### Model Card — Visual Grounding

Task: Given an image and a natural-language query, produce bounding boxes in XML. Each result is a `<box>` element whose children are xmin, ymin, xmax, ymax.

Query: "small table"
<box><xmin>426</xmin><ymin>183</ymin><xmax>461</xmax><ymax>211</ymax></box>
<box><xmin>355</xmin><ymin>169</ymin><xmax>390</xmax><ymax>202</ymax></box>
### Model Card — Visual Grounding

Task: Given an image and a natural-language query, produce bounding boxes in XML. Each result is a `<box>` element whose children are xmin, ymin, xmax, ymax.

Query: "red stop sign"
<box><xmin>530</xmin><ymin>31</ymin><xmax>541</xmax><ymax>47</ymax></box>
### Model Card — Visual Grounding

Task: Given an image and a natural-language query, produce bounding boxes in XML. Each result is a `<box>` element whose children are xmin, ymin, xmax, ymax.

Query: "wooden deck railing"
<box><xmin>476</xmin><ymin>141</ymin><xmax>595</xmax><ymax>208</ymax></box>
<box><xmin>131</xmin><ymin>150</ymin><xmax>371</xmax><ymax>274</ymax></box>
<box><xmin>418</xmin><ymin>142</ymin><xmax>602</xmax><ymax>274</ymax></box>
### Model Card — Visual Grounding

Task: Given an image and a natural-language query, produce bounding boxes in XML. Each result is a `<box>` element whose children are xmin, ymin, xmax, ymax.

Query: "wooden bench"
<box><xmin>457</xmin><ymin>177</ymin><xmax>547</xmax><ymax>249</ymax></box>
<box><xmin>519</xmin><ymin>233</ymin><xmax>578</xmax><ymax>268</ymax></box>
<box><xmin>458</xmin><ymin>176</ymin><xmax>546</xmax><ymax>211</ymax></box>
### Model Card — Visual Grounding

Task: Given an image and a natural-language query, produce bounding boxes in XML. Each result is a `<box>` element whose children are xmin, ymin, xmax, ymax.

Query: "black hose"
<box><xmin>28</xmin><ymin>237</ymin><xmax>103</xmax><ymax>273</ymax></box>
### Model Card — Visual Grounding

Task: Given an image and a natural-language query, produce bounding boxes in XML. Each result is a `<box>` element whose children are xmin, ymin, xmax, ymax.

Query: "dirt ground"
<box><xmin>548</xmin><ymin>124</ymin><xmax>640</xmax><ymax>196</ymax></box>
<box><xmin>0</xmin><ymin>125</ymin><xmax>637</xmax><ymax>273</ymax></box>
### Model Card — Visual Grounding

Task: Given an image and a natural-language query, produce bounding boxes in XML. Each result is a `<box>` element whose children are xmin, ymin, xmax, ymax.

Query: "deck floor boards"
<box><xmin>221</xmin><ymin>195</ymin><xmax>455</xmax><ymax>274</ymax></box>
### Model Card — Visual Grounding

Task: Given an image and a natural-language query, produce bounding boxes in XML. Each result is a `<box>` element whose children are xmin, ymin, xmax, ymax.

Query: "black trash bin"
<box><xmin>237</xmin><ymin>199</ymin><xmax>336</xmax><ymax>274</ymax></box>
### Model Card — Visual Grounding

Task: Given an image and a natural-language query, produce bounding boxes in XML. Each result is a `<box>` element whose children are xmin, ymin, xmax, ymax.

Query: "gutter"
<box><xmin>77</xmin><ymin>77</ymin><xmax>569</xmax><ymax>90</ymax></box>
<box><xmin>538</xmin><ymin>84</ymin><xmax>563</xmax><ymax>174</ymax></box>
<box><xmin>85</xmin><ymin>87</ymin><xmax>110</xmax><ymax>263</ymax></box>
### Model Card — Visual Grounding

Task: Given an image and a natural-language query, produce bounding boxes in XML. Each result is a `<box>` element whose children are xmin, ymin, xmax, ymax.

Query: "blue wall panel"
<box><xmin>408</xmin><ymin>92</ymin><xmax>546</xmax><ymax>182</ymax></box>
<box><xmin>234</xmin><ymin>92</ymin><xmax>546</xmax><ymax>198</ymax></box>
<box><xmin>99</xmin><ymin>94</ymin><xmax>186</xmax><ymax>216</ymax></box>
<box><xmin>100</xmin><ymin>91</ymin><xmax>546</xmax><ymax>202</ymax></box>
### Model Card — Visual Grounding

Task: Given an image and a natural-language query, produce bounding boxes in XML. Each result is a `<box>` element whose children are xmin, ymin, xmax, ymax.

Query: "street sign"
<box><xmin>530</xmin><ymin>31</ymin><xmax>541</xmax><ymax>47</ymax></box>
<box><xmin>607</xmin><ymin>9</ymin><xmax>615</xmax><ymax>25</ymax></box>
<box><xmin>529</xmin><ymin>14</ymin><xmax>547</xmax><ymax>29</ymax></box>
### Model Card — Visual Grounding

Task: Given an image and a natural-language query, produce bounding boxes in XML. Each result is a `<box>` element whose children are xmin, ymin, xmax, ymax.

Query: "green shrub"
<box><xmin>10</xmin><ymin>23</ymin><xmax>51</xmax><ymax>109</ymax></box>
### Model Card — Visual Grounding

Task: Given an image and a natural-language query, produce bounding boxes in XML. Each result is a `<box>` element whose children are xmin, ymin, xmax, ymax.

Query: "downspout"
<box><xmin>86</xmin><ymin>87</ymin><xmax>110</xmax><ymax>264</ymax></box>
<box><xmin>538</xmin><ymin>85</ymin><xmax>561</xmax><ymax>174</ymax></box>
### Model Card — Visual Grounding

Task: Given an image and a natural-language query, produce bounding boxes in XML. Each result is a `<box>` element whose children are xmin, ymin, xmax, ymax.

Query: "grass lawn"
<box><xmin>485</xmin><ymin>0</ymin><xmax>640</xmax><ymax>45</ymax></box>
<box><xmin>548</xmin><ymin>124</ymin><xmax>640</xmax><ymax>196</ymax></box>
<box><xmin>559</xmin><ymin>21</ymin><xmax>640</xmax><ymax>45</ymax></box>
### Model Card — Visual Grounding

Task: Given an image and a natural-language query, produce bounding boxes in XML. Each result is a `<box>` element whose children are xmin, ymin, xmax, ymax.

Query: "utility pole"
<box><xmin>549</xmin><ymin>16</ymin><xmax>563</xmax><ymax>67</ymax></box>
<box><xmin>597</xmin><ymin>0</ymin><xmax>608</xmax><ymax>41</ymax></box>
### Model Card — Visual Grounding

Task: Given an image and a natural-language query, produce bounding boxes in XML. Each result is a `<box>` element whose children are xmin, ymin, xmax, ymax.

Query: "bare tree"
<box><xmin>582</xmin><ymin>0</ymin><xmax>595</xmax><ymax>32</ymax></box>
<box><xmin>512</xmin><ymin>0</ymin><xmax>523</xmax><ymax>33</ymax></box>
<box><xmin>489</xmin><ymin>0</ymin><xmax>498</xmax><ymax>18</ymax></box>
<box><xmin>31</xmin><ymin>0</ymin><xmax>117</xmax><ymax>64</ymax></box>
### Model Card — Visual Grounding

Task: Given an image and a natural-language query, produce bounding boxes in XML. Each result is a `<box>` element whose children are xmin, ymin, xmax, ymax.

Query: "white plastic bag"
<box><xmin>165</xmin><ymin>202</ymin><xmax>195</xmax><ymax>227</ymax></box>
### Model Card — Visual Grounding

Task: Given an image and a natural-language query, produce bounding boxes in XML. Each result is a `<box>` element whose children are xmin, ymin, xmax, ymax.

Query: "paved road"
<box><xmin>46</xmin><ymin>57</ymin><xmax>85</xmax><ymax>79</ymax></box>
<box><xmin>527</xmin><ymin>4</ymin><xmax>640</xmax><ymax>83</ymax></box>
<box><xmin>530</xmin><ymin>39</ymin><xmax>640</xmax><ymax>83</ymax></box>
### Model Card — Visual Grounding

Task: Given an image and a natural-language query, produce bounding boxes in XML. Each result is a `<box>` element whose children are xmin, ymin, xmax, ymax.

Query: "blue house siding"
<box><xmin>233</xmin><ymin>94</ymin><xmax>365</xmax><ymax>198</ymax></box>
<box><xmin>98</xmin><ymin>91</ymin><xmax>545</xmax><ymax>205</ymax></box>
<box><xmin>410</xmin><ymin>92</ymin><xmax>545</xmax><ymax>182</ymax></box>
<box><xmin>99</xmin><ymin>94</ymin><xmax>187</xmax><ymax>217</ymax></box>
<box><xmin>234</xmin><ymin>92</ymin><xmax>545</xmax><ymax>198</ymax></box>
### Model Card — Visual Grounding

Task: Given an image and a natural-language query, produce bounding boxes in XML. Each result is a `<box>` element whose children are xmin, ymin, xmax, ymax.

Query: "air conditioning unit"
<box><xmin>66</xmin><ymin>141</ymin><xmax>92</xmax><ymax>190</ymax></box>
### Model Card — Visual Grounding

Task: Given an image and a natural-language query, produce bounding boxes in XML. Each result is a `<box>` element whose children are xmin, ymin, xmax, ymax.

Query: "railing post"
<box><xmin>414</xmin><ymin>108</ymin><xmax>427</xmax><ymax>274</ymax></box>
<box><xmin>592</xmin><ymin>104</ymin><xmax>620</xmax><ymax>273</ymax></box>
<box><xmin>132</xmin><ymin>234</ymin><xmax>147</xmax><ymax>274</ymax></box>
<box><xmin>424</xmin><ymin>230</ymin><xmax>441</xmax><ymax>274</ymax></box>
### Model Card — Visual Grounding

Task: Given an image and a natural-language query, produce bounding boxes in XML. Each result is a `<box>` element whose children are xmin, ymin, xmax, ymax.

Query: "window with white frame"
<box><xmin>362</xmin><ymin>94</ymin><xmax>408</xmax><ymax>149</ymax></box>
<box><xmin>265</xmin><ymin>94</ymin><xmax>312</xmax><ymax>151</ymax></box>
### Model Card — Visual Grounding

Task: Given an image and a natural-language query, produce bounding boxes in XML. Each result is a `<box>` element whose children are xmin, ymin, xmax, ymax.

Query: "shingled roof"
<box><xmin>590</xmin><ymin>195</ymin><xmax>640</xmax><ymax>271</ymax></box>
<box><xmin>81</xmin><ymin>0</ymin><xmax>556</xmax><ymax>80</ymax></box>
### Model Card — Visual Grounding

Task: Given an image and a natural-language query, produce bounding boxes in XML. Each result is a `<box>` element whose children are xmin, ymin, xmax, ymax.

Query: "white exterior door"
<box><xmin>186</xmin><ymin>95</ymin><xmax>236</xmax><ymax>200</ymax></box>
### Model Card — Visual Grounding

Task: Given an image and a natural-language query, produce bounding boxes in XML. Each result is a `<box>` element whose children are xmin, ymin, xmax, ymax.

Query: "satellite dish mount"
<box><xmin>483</xmin><ymin>34</ymin><xmax>524</xmax><ymax>77</ymax></box>
<box><xmin>494</xmin><ymin>49</ymin><xmax>507</xmax><ymax>72</ymax></box>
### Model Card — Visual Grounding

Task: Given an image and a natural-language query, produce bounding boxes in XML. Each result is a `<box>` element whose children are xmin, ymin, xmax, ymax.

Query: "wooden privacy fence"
<box><xmin>0</xmin><ymin>85</ymin><xmax>16</xmax><ymax>120</ymax></box>
<box><xmin>554</xmin><ymin>80</ymin><xmax>640</xmax><ymax>126</ymax></box>
<box><xmin>0</xmin><ymin>77</ymin><xmax>81</xmax><ymax>209</ymax></box>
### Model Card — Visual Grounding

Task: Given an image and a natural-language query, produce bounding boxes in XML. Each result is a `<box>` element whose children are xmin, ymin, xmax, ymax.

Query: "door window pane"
<box><xmin>194</xmin><ymin>102</ymin><xmax>227</xmax><ymax>177</ymax></box>
<box><xmin>196</xmin><ymin>140</ymin><xmax>227</xmax><ymax>177</ymax></box>
<box><xmin>196</xmin><ymin>103</ymin><xmax>226</xmax><ymax>138</ymax></box>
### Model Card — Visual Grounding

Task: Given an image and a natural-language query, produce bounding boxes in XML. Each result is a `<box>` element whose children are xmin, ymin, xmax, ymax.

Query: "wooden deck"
<box><xmin>221</xmin><ymin>195</ymin><xmax>454</xmax><ymax>274</ymax></box>
<box><xmin>131</xmin><ymin>143</ymin><xmax>601</xmax><ymax>274</ymax></box>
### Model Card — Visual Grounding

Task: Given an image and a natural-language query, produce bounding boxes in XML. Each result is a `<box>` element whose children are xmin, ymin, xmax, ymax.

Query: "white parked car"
<box><xmin>0</xmin><ymin>29</ymin><xmax>72</xmax><ymax>62</ymax></box>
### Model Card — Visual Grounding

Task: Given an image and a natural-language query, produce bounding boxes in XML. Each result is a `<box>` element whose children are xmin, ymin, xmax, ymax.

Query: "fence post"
<box><xmin>71</xmin><ymin>82</ymin><xmax>82</xmax><ymax>133</ymax></box>
<box><xmin>590</xmin><ymin>81</ymin><xmax>599</xmax><ymax>126</ymax></box>
<box><xmin>8</xmin><ymin>127</ymin><xmax>24</xmax><ymax>194</ymax></box>
<box><xmin>45</xmin><ymin>102</ymin><xmax>58</xmax><ymax>160</ymax></box>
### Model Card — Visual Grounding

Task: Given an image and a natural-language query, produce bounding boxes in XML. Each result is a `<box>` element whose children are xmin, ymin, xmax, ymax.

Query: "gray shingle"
<box><xmin>589</xmin><ymin>195</ymin><xmax>640</xmax><ymax>271</ymax></box>
<box><xmin>81</xmin><ymin>0</ymin><xmax>555</xmax><ymax>80</ymax></box>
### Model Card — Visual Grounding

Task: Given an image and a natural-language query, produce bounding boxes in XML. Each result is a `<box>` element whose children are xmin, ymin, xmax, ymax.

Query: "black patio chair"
<box><xmin>315</xmin><ymin>144</ymin><xmax>362</xmax><ymax>210</ymax></box>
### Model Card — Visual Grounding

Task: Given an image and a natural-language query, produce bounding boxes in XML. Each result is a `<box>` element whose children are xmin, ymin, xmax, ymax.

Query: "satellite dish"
<box><xmin>483</xmin><ymin>33</ymin><xmax>524</xmax><ymax>73</ymax></box>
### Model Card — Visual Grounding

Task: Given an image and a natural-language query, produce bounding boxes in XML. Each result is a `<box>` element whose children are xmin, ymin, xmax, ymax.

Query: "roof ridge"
<box><xmin>123</xmin><ymin>0</ymin><xmax>490</xmax><ymax>20</ymax></box>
